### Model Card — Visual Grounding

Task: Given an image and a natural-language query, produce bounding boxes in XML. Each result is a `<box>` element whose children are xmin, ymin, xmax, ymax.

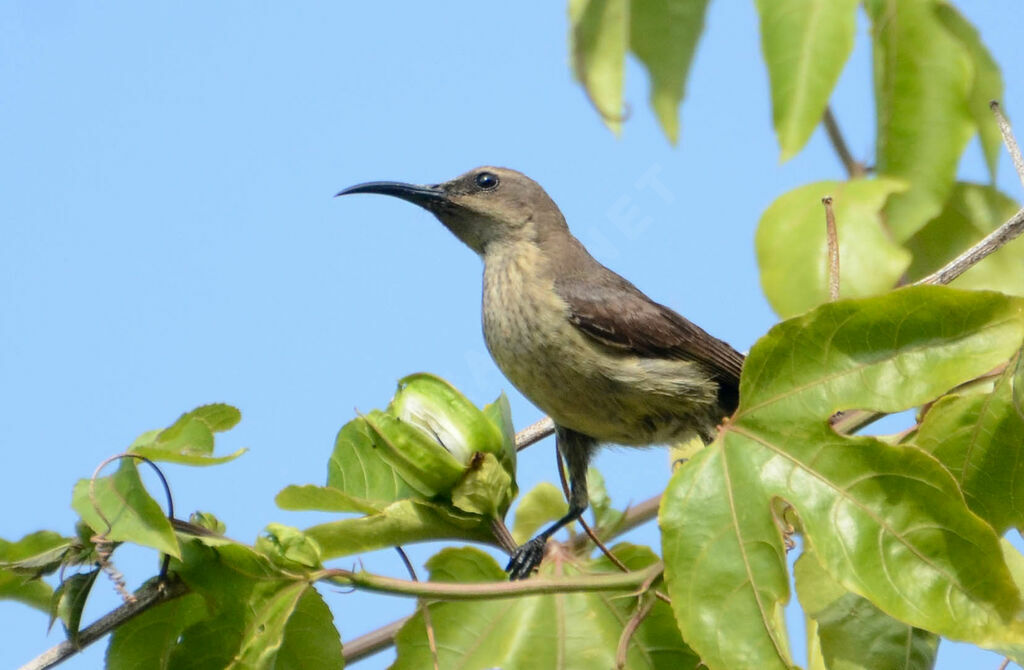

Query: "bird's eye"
<box><xmin>475</xmin><ymin>172</ymin><xmax>499</xmax><ymax>190</ymax></box>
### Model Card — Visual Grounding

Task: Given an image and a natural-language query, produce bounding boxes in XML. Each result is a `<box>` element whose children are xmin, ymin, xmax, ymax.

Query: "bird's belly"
<box><xmin>482</xmin><ymin>256</ymin><xmax>718</xmax><ymax>445</ymax></box>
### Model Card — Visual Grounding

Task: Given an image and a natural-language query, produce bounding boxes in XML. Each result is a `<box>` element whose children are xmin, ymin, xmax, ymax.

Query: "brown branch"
<box><xmin>823</xmin><ymin>107</ymin><xmax>867</xmax><ymax>178</ymax></box>
<box><xmin>19</xmin><ymin>578</ymin><xmax>189</xmax><ymax>670</ymax></box>
<box><xmin>515</xmin><ymin>417</ymin><xmax>554</xmax><ymax>451</ymax></box>
<box><xmin>822</xmin><ymin>196</ymin><xmax>840</xmax><ymax>301</ymax></box>
<box><xmin>342</xmin><ymin>616</ymin><xmax>411</xmax><ymax>664</ymax></box>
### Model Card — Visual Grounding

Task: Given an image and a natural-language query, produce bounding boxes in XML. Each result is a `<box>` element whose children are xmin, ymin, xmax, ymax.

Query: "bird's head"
<box><xmin>336</xmin><ymin>166</ymin><xmax>567</xmax><ymax>255</ymax></box>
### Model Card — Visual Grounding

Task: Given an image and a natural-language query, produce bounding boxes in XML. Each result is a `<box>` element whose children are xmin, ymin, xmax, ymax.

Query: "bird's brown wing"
<box><xmin>555</xmin><ymin>273</ymin><xmax>744</xmax><ymax>410</ymax></box>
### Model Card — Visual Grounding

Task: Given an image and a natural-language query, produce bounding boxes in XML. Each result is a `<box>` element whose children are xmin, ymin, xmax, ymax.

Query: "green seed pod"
<box><xmin>389</xmin><ymin>373</ymin><xmax>505</xmax><ymax>465</ymax></box>
<box><xmin>363</xmin><ymin>409</ymin><xmax>467</xmax><ymax>497</ymax></box>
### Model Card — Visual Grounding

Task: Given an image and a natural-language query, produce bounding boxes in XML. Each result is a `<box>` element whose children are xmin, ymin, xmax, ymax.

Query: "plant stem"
<box><xmin>320</xmin><ymin>562</ymin><xmax>662</xmax><ymax>601</ymax></box>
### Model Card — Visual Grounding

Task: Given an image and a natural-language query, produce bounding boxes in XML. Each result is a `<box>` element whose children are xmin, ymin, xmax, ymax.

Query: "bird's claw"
<box><xmin>505</xmin><ymin>536</ymin><xmax>548</xmax><ymax>580</ymax></box>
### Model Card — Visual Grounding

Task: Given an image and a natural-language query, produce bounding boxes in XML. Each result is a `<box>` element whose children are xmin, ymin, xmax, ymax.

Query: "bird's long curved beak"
<box><xmin>334</xmin><ymin>181</ymin><xmax>447</xmax><ymax>207</ymax></box>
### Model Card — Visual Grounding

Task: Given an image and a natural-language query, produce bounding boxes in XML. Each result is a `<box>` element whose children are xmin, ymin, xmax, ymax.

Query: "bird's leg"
<box><xmin>505</xmin><ymin>426</ymin><xmax>596</xmax><ymax>580</ymax></box>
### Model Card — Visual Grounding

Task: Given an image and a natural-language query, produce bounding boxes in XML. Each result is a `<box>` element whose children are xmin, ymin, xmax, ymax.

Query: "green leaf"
<box><xmin>51</xmin><ymin>569</ymin><xmax>99</xmax><ymax>644</ymax></box>
<box><xmin>169</xmin><ymin>539</ymin><xmax>334</xmax><ymax>669</ymax></box>
<box><xmin>587</xmin><ymin>467</ymin><xmax>625</xmax><ymax>535</ymax></box>
<box><xmin>935</xmin><ymin>2</ymin><xmax>1005</xmax><ymax>181</ymax></box>
<box><xmin>274</xmin><ymin>587</ymin><xmax>345</xmax><ymax>670</ymax></box>
<box><xmin>393</xmin><ymin>545</ymin><xmax>698</xmax><ymax>669</ymax></box>
<box><xmin>72</xmin><ymin>459</ymin><xmax>180</xmax><ymax>558</ymax></box>
<box><xmin>914</xmin><ymin>358</ymin><xmax>1024</xmax><ymax>534</ymax></box>
<box><xmin>130</xmin><ymin>404</ymin><xmax>244</xmax><ymax>466</ymax></box>
<box><xmin>0</xmin><ymin>568</ymin><xmax>52</xmax><ymax>612</ymax></box>
<box><xmin>131</xmin><ymin>446</ymin><xmax>247</xmax><ymax>466</ymax></box>
<box><xmin>756</xmin><ymin>178</ymin><xmax>911</xmax><ymax>318</ymax></box>
<box><xmin>305</xmin><ymin>499</ymin><xmax>493</xmax><ymax>560</ymax></box>
<box><xmin>795</xmin><ymin>551</ymin><xmax>939</xmax><ymax>670</ymax></box>
<box><xmin>904</xmin><ymin>182</ymin><xmax>1024</xmax><ymax>295</ymax></box>
<box><xmin>661</xmin><ymin>287</ymin><xmax>1024</xmax><ymax>670</ymax></box>
<box><xmin>629</xmin><ymin>0</ymin><xmax>709</xmax><ymax>143</ymax></box>
<box><xmin>864</xmin><ymin>0</ymin><xmax>975</xmax><ymax>240</ymax></box>
<box><xmin>756</xmin><ymin>0</ymin><xmax>859</xmax><ymax>160</ymax></box>
<box><xmin>0</xmin><ymin>530</ymin><xmax>78</xmax><ymax>580</ymax></box>
<box><xmin>511</xmin><ymin>482</ymin><xmax>568</xmax><ymax>545</ymax></box>
<box><xmin>106</xmin><ymin>591</ymin><xmax>208</xmax><ymax>670</ymax></box>
<box><xmin>327</xmin><ymin>417</ymin><xmax>420</xmax><ymax>505</ymax></box>
<box><xmin>570</xmin><ymin>0</ymin><xmax>629</xmax><ymax>134</ymax></box>
<box><xmin>274</xmin><ymin>484</ymin><xmax>383</xmax><ymax>515</ymax></box>
<box><xmin>1014</xmin><ymin>350</ymin><xmax>1024</xmax><ymax>416</ymax></box>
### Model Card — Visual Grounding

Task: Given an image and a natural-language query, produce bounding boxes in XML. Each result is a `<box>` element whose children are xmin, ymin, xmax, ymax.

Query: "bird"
<box><xmin>336</xmin><ymin>166</ymin><xmax>744</xmax><ymax>579</ymax></box>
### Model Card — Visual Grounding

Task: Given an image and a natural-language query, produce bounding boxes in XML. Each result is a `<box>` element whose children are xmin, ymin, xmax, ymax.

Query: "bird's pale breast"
<box><xmin>481</xmin><ymin>242</ymin><xmax>720</xmax><ymax>445</ymax></box>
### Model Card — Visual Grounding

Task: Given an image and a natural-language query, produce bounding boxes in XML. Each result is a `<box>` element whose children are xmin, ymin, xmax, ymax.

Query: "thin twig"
<box><xmin>996</xmin><ymin>657</ymin><xmax>1011</xmax><ymax>670</ymax></box>
<box><xmin>394</xmin><ymin>547</ymin><xmax>438</xmax><ymax>670</ymax></box>
<box><xmin>320</xmin><ymin>561</ymin><xmax>663</xmax><ymax>600</ymax></box>
<box><xmin>991</xmin><ymin>101</ymin><xmax>1024</xmax><ymax>190</ymax></box>
<box><xmin>822</xmin><ymin>107</ymin><xmax>867</xmax><ymax>178</ymax></box>
<box><xmin>515</xmin><ymin>417</ymin><xmax>554</xmax><ymax>451</ymax></box>
<box><xmin>19</xmin><ymin>578</ymin><xmax>189</xmax><ymax>670</ymax></box>
<box><xmin>567</xmin><ymin>494</ymin><xmax>660</xmax><ymax>553</ymax></box>
<box><xmin>615</xmin><ymin>597</ymin><xmax>655</xmax><ymax>669</ymax></box>
<box><xmin>822</xmin><ymin>197</ymin><xmax>840</xmax><ymax>301</ymax></box>
<box><xmin>915</xmin><ymin>206</ymin><xmax>1024</xmax><ymax>286</ymax></box>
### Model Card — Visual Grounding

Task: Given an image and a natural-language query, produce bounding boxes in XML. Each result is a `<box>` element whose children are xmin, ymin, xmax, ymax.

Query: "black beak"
<box><xmin>334</xmin><ymin>181</ymin><xmax>447</xmax><ymax>207</ymax></box>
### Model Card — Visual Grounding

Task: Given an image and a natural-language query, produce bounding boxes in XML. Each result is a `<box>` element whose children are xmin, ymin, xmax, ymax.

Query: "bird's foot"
<box><xmin>505</xmin><ymin>536</ymin><xmax>548</xmax><ymax>580</ymax></box>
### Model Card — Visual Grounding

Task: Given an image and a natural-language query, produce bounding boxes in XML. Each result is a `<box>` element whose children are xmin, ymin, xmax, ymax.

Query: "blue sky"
<box><xmin>3</xmin><ymin>2</ymin><xmax>1023</xmax><ymax>668</ymax></box>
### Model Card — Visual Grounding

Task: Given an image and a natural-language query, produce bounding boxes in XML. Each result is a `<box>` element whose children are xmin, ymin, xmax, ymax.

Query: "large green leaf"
<box><xmin>795</xmin><ymin>550</ymin><xmax>939</xmax><ymax>670</ymax></box>
<box><xmin>106</xmin><ymin>590</ymin><xmax>209</xmax><ymax>670</ymax></box>
<box><xmin>661</xmin><ymin>287</ymin><xmax>1024</xmax><ymax>670</ymax></box>
<box><xmin>72</xmin><ymin>459</ymin><xmax>180</xmax><ymax>558</ymax></box>
<box><xmin>392</xmin><ymin>545</ymin><xmax>699</xmax><ymax>669</ymax></box>
<box><xmin>274</xmin><ymin>587</ymin><xmax>345</xmax><ymax>669</ymax></box>
<box><xmin>935</xmin><ymin>2</ymin><xmax>1005</xmax><ymax>181</ymax></box>
<box><xmin>904</xmin><ymin>182</ymin><xmax>1024</xmax><ymax>295</ymax></box>
<box><xmin>914</xmin><ymin>358</ymin><xmax>1024</xmax><ymax>534</ymax></box>
<box><xmin>629</xmin><ymin>0</ymin><xmax>709</xmax><ymax>143</ymax></box>
<box><xmin>168</xmin><ymin>540</ymin><xmax>340</xmax><ymax>669</ymax></box>
<box><xmin>865</xmin><ymin>0</ymin><xmax>975</xmax><ymax>240</ymax></box>
<box><xmin>570</xmin><ymin>0</ymin><xmax>629</xmax><ymax>134</ymax></box>
<box><xmin>756</xmin><ymin>178</ymin><xmax>911</xmax><ymax>318</ymax></box>
<box><xmin>756</xmin><ymin>0</ymin><xmax>859</xmax><ymax>160</ymax></box>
